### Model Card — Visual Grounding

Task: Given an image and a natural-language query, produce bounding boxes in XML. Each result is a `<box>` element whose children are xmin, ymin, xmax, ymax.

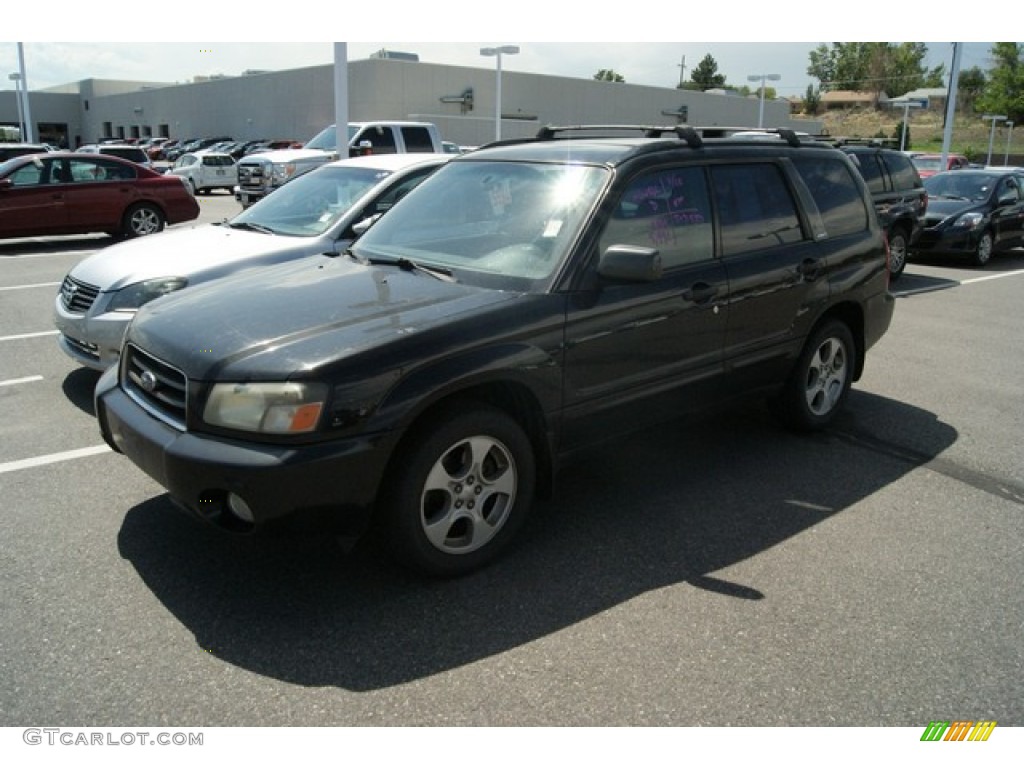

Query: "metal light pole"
<box><xmin>747</xmin><ymin>73</ymin><xmax>780</xmax><ymax>128</ymax></box>
<box><xmin>982</xmin><ymin>114</ymin><xmax>1008</xmax><ymax>166</ymax></box>
<box><xmin>891</xmin><ymin>100</ymin><xmax>923</xmax><ymax>152</ymax></box>
<box><xmin>1005</xmin><ymin>121</ymin><xmax>1014</xmax><ymax>166</ymax></box>
<box><xmin>8</xmin><ymin>73</ymin><xmax>25</xmax><ymax>140</ymax></box>
<box><xmin>480</xmin><ymin>45</ymin><xmax>519</xmax><ymax>141</ymax></box>
<box><xmin>16</xmin><ymin>42</ymin><xmax>34</xmax><ymax>143</ymax></box>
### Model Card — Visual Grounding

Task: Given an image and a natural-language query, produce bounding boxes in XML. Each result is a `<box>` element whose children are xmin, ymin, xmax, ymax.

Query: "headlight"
<box><xmin>953</xmin><ymin>212</ymin><xmax>984</xmax><ymax>229</ymax></box>
<box><xmin>271</xmin><ymin>162</ymin><xmax>297</xmax><ymax>182</ymax></box>
<box><xmin>108</xmin><ymin>277</ymin><xmax>188</xmax><ymax>311</ymax></box>
<box><xmin>203</xmin><ymin>382</ymin><xmax>326</xmax><ymax>434</ymax></box>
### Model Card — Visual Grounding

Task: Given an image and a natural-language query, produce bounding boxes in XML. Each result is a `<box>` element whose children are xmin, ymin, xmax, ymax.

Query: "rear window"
<box><xmin>202</xmin><ymin>155</ymin><xmax>234</xmax><ymax>167</ymax></box>
<box><xmin>792</xmin><ymin>156</ymin><xmax>869</xmax><ymax>237</ymax></box>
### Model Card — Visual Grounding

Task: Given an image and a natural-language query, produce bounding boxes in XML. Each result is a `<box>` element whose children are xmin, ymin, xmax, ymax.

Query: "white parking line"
<box><xmin>0</xmin><ymin>330</ymin><xmax>59</xmax><ymax>342</ymax></box>
<box><xmin>960</xmin><ymin>268</ymin><xmax>1024</xmax><ymax>284</ymax></box>
<box><xmin>0</xmin><ymin>445</ymin><xmax>112</xmax><ymax>475</ymax></box>
<box><xmin>0</xmin><ymin>375</ymin><xmax>44</xmax><ymax>387</ymax></box>
<box><xmin>0</xmin><ymin>281</ymin><xmax>61</xmax><ymax>291</ymax></box>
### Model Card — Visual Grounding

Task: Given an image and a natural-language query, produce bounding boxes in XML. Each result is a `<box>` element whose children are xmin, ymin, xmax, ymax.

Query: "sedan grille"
<box><xmin>122</xmin><ymin>344</ymin><xmax>188</xmax><ymax>430</ymax></box>
<box><xmin>60</xmin><ymin>275</ymin><xmax>100</xmax><ymax>314</ymax></box>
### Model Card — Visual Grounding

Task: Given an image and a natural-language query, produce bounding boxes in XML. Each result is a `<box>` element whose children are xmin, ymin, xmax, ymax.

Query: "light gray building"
<box><xmin>2</xmin><ymin>56</ymin><xmax>820</xmax><ymax>149</ymax></box>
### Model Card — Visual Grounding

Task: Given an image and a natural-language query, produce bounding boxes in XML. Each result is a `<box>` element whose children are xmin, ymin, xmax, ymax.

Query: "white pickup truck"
<box><xmin>235</xmin><ymin>121</ymin><xmax>443</xmax><ymax>207</ymax></box>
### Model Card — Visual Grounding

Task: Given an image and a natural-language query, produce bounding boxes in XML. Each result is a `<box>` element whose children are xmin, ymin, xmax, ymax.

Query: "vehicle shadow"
<box><xmin>0</xmin><ymin>235</ymin><xmax>116</xmax><ymax>256</ymax></box>
<box><xmin>116</xmin><ymin>391</ymin><xmax>957</xmax><ymax>692</ymax></box>
<box><xmin>61</xmin><ymin>368</ymin><xmax>102</xmax><ymax>416</ymax></box>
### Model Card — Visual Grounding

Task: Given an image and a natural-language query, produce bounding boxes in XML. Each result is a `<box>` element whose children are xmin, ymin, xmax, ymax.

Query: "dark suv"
<box><xmin>838</xmin><ymin>142</ymin><xmax>927</xmax><ymax>279</ymax></box>
<box><xmin>95</xmin><ymin>126</ymin><xmax>894</xmax><ymax>576</ymax></box>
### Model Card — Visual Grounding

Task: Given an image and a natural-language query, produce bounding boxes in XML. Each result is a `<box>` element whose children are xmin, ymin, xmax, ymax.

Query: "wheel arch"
<box><xmin>810</xmin><ymin>301</ymin><xmax>866</xmax><ymax>381</ymax></box>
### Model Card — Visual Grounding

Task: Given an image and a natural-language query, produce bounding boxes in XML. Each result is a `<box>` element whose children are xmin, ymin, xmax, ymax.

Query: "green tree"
<box><xmin>807</xmin><ymin>43</ymin><xmax>935</xmax><ymax>101</ymax></box>
<box><xmin>690</xmin><ymin>54</ymin><xmax>726</xmax><ymax>90</ymax></box>
<box><xmin>803</xmin><ymin>83</ymin><xmax>822</xmax><ymax>115</ymax></box>
<box><xmin>976</xmin><ymin>43</ymin><xmax>1024</xmax><ymax>122</ymax></box>
<box><xmin>957</xmin><ymin>66</ymin><xmax>987</xmax><ymax>112</ymax></box>
<box><xmin>593</xmin><ymin>69</ymin><xmax>625</xmax><ymax>83</ymax></box>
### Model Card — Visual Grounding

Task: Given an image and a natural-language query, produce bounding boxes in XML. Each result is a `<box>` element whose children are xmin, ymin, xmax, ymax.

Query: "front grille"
<box><xmin>122</xmin><ymin>344</ymin><xmax>188</xmax><ymax>430</ymax></box>
<box><xmin>60</xmin><ymin>275</ymin><xmax>100</xmax><ymax>314</ymax></box>
<box><xmin>238</xmin><ymin>163</ymin><xmax>265</xmax><ymax>187</ymax></box>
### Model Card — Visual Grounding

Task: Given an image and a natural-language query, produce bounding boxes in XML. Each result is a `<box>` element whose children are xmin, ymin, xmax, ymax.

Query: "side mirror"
<box><xmin>997</xmin><ymin>193</ymin><xmax>1016</xmax><ymax>207</ymax></box>
<box><xmin>597</xmin><ymin>245</ymin><xmax>662</xmax><ymax>282</ymax></box>
<box><xmin>0</xmin><ymin>178</ymin><xmax>11</xmax><ymax>191</ymax></box>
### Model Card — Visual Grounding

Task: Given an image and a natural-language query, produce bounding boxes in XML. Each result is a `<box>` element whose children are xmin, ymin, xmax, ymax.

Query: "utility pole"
<box><xmin>677</xmin><ymin>55</ymin><xmax>686</xmax><ymax>88</ymax></box>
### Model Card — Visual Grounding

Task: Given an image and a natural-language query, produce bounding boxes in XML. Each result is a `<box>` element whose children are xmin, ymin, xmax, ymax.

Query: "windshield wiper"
<box><xmin>227</xmin><ymin>221</ymin><xmax>277</xmax><ymax>235</ymax></box>
<box><xmin>355</xmin><ymin>253</ymin><xmax>456</xmax><ymax>282</ymax></box>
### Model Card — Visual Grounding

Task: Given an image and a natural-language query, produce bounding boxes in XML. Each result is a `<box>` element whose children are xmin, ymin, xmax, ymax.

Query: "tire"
<box><xmin>887</xmin><ymin>227</ymin><xmax>908</xmax><ymax>280</ymax></box>
<box><xmin>972</xmin><ymin>230</ymin><xmax>993</xmax><ymax>267</ymax></box>
<box><xmin>380</xmin><ymin>403</ymin><xmax>536</xmax><ymax>576</ymax></box>
<box><xmin>775</xmin><ymin>320</ymin><xmax>856</xmax><ymax>431</ymax></box>
<box><xmin>122</xmin><ymin>203</ymin><xmax>165</xmax><ymax>238</ymax></box>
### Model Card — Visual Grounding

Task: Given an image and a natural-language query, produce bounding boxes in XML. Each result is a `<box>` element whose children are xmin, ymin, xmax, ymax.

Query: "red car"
<box><xmin>0</xmin><ymin>152</ymin><xmax>199</xmax><ymax>239</ymax></box>
<box><xmin>911</xmin><ymin>153</ymin><xmax>970</xmax><ymax>178</ymax></box>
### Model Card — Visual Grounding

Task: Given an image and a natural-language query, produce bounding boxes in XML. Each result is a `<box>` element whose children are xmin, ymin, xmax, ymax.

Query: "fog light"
<box><xmin>227</xmin><ymin>493</ymin><xmax>254</xmax><ymax>524</ymax></box>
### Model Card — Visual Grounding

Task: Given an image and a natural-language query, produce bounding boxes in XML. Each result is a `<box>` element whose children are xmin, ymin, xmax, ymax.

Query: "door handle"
<box><xmin>797</xmin><ymin>258</ymin><xmax>821</xmax><ymax>281</ymax></box>
<box><xmin>682</xmin><ymin>282</ymin><xmax>717</xmax><ymax>304</ymax></box>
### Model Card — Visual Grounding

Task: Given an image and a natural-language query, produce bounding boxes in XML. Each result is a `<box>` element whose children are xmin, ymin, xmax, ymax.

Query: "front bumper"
<box><xmin>95</xmin><ymin>367</ymin><xmax>392</xmax><ymax>536</ymax></box>
<box><xmin>913</xmin><ymin>227</ymin><xmax>982</xmax><ymax>255</ymax></box>
<box><xmin>53</xmin><ymin>294</ymin><xmax>130</xmax><ymax>370</ymax></box>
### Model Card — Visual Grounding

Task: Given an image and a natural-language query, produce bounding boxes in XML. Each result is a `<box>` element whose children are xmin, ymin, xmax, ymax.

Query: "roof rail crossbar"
<box><xmin>536</xmin><ymin>125</ymin><xmax>701</xmax><ymax>144</ymax></box>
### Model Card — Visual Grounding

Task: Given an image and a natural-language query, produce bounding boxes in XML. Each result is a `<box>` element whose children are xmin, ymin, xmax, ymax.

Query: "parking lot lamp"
<box><xmin>480</xmin><ymin>45</ymin><xmax>519</xmax><ymax>141</ymax></box>
<box><xmin>1005</xmin><ymin>120</ymin><xmax>1014</xmax><ymax>166</ymax></box>
<box><xmin>8</xmin><ymin>73</ymin><xmax>24</xmax><ymax>140</ymax></box>
<box><xmin>890</xmin><ymin>100</ymin><xmax>923</xmax><ymax>152</ymax></box>
<box><xmin>746</xmin><ymin>73</ymin><xmax>780</xmax><ymax>128</ymax></box>
<box><xmin>982</xmin><ymin>114</ymin><xmax>1008</xmax><ymax>166</ymax></box>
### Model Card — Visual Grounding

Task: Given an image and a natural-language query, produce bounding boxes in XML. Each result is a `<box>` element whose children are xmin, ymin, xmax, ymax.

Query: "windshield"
<box><xmin>351</xmin><ymin>159</ymin><xmax>609</xmax><ymax>288</ymax></box>
<box><xmin>924</xmin><ymin>173</ymin><xmax>997</xmax><ymax>201</ymax></box>
<box><xmin>304</xmin><ymin>125</ymin><xmax>337</xmax><ymax>151</ymax></box>
<box><xmin>230</xmin><ymin>164</ymin><xmax>393</xmax><ymax>236</ymax></box>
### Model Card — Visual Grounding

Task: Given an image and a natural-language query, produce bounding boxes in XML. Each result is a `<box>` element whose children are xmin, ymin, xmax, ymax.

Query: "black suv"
<box><xmin>838</xmin><ymin>142</ymin><xmax>927</xmax><ymax>279</ymax></box>
<box><xmin>96</xmin><ymin>126</ymin><xmax>894</xmax><ymax>576</ymax></box>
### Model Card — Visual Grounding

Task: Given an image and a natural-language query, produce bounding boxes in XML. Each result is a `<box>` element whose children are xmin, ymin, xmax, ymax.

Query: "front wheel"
<box><xmin>380</xmin><ymin>403</ymin><xmax>536</xmax><ymax>576</ymax></box>
<box><xmin>972</xmin><ymin>231</ymin><xmax>993</xmax><ymax>267</ymax></box>
<box><xmin>774</xmin><ymin>320</ymin><xmax>856</xmax><ymax>431</ymax></box>
<box><xmin>122</xmin><ymin>203</ymin><xmax>165</xmax><ymax>238</ymax></box>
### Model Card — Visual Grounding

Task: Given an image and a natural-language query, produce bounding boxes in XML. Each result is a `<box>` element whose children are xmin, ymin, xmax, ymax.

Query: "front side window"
<box><xmin>792</xmin><ymin>156</ymin><xmax>869</xmax><ymax>237</ymax></box>
<box><xmin>711</xmin><ymin>164</ymin><xmax>804</xmax><ymax>257</ymax></box>
<box><xmin>599</xmin><ymin>166</ymin><xmax>713</xmax><ymax>269</ymax></box>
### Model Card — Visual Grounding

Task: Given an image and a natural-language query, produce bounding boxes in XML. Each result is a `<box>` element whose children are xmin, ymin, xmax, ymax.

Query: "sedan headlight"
<box><xmin>203</xmin><ymin>382</ymin><xmax>326</xmax><ymax>434</ymax></box>
<box><xmin>108</xmin><ymin>277</ymin><xmax>188</xmax><ymax>311</ymax></box>
<box><xmin>953</xmin><ymin>211</ymin><xmax>984</xmax><ymax>229</ymax></box>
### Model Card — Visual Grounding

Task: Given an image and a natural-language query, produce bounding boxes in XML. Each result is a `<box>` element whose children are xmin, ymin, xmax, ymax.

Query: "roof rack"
<box><xmin>825</xmin><ymin>136</ymin><xmax>899</xmax><ymax>148</ymax></box>
<box><xmin>535</xmin><ymin>124</ymin><xmax>814</xmax><ymax>149</ymax></box>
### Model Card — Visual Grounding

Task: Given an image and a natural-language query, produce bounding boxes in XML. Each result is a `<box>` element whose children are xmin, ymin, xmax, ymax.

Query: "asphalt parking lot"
<box><xmin>1</xmin><ymin>191</ymin><xmax>1022</xmax><ymax>732</ymax></box>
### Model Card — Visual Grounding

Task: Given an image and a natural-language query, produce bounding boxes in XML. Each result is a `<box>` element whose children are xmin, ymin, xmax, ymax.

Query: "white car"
<box><xmin>168</xmin><ymin>150</ymin><xmax>238</xmax><ymax>194</ymax></box>
<box><xmin>54</xmin><ymin>153</ymin><xmax>450</xmax><ymax>370</ymax></box>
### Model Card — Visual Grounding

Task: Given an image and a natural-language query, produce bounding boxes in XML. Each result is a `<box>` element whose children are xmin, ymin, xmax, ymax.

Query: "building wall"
<box><xmin>2</xmin><ymin>58</ymin><xmax>820</xmax><ymax>149</ymax></box>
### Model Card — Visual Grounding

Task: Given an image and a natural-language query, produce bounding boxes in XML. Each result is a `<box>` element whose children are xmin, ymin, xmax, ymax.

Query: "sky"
<box><xmin>0</xmin><ymin>10</ymin><xmax>1000</xmax><ymax>99</ymax></box>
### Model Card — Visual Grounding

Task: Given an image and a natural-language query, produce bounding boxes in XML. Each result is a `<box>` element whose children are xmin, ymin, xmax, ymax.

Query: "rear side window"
<box><xmin>401</xmin><ymin>127</ymin><xmax>436</xmax><ymax>153</ymax></box>
<box><xmin>883</xmin><ymin>152</ymin><xmax>922</xmax><ymax>191</ymax></box>
<box><xmin>847</xmin><ymin>151</ymin><xmax>886</xmax><ymax>194</ymax></box>
<box><xmin>600</xmin><ymin>166</ymin><xmax>713</xmax><ymax>268</ymax></box>
<box><xmin>792</xmin><ymin>156</ymin><xmax>869</xmax><ymax>237</ymax></box>
<box><xmin>711</xmin><ymin>164</ymin><xmax>803</xmax><ymax>257</ymax></box>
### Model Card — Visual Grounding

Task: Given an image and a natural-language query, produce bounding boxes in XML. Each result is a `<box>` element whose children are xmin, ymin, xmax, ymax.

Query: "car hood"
<box><xmin>128</xmin><ymin>254</ymin><xmax>520</xmax><ymax>380</ymax></box>
<box><xmin>239</xmin><ymin>148</ymin><xmax>335</xmax><ymax>164</ymax></box>
<box><xmin>69</xmin><ymin>224</ymin><xmax>328</xmax><ymax>291</ymax></box>
<box><xmin>923</xmin><ymin>197</ymin><xmax>987</xmax><ymax>220</ymax></box>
